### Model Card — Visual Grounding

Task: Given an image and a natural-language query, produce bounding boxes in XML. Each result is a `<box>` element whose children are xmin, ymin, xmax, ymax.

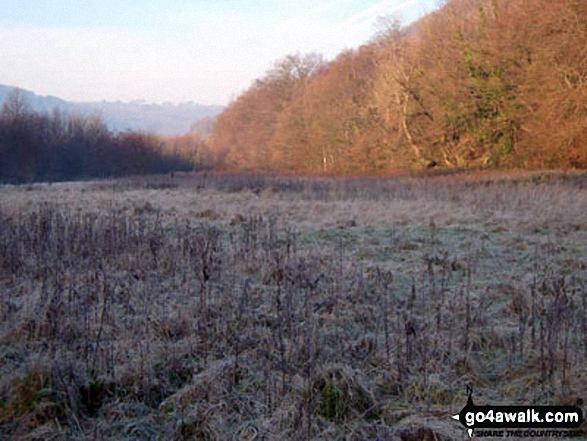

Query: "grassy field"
<box><xmin>0</xmin><ymin>171</ymin><xmax>585</xmax><ymax>440</ymax></box>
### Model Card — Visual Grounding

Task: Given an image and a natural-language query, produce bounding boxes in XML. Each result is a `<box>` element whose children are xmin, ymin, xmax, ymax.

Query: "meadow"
<box><xmin>0</xmin><ymin>171</ymin><xmax>585</xmax><ymax>440</ymax></box>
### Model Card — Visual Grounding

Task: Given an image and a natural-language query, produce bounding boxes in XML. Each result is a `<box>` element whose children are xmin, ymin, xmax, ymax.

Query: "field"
<box><xmin>0</xmin><ymin>171</ymin><xmax>586</xmax><ymax>440</ymax></box>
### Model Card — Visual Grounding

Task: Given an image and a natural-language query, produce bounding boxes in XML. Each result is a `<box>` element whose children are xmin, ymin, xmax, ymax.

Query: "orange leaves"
<box><xmin>209</xmin><ymin>0</ymin><xmax>587</xmax><ymax>174</ymax></box>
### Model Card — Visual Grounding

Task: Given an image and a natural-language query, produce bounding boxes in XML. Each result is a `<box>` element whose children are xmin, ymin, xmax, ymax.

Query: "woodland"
<box><xmin>1</xmin><ymin>0</ymin><xmax>585</xmax><ymax>184</ymax></box>
<box><xmin>209</xmin><ymin>0</ymin><xmax>587</xmax><ymax>173</ymax></box>
<box><xmin>0</xmin><ymin>90</ymin><xmax>208</xmax><ymax>183</ymax></box>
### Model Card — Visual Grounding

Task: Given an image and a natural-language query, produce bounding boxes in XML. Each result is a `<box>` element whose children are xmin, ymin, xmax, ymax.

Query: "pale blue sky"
<box><xmin>0</xmin><ymin>0</ymin><xmax>440</xmax><ymax>105</ymax></box>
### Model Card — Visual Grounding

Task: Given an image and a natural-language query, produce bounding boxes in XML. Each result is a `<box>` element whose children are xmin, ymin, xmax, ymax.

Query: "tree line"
<box><xmin>209</xmin><ymin>0</ymin><xmax>587</xmax><ymax>173</ymax></box>
<box><xmin>0</xmin><ymin>89</ymin><xmax>207</xmax><ymax>183</ymax></box>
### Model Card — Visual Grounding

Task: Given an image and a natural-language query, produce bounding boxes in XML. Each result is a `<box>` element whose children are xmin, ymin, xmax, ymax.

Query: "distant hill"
<box><xmin>0</xmin><ymin>84</ymin><xmax>224</xmax><ymax>136</ymax></box>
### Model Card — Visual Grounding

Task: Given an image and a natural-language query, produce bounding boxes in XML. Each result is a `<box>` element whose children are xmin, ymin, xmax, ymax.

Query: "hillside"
<box><xmin>209</xmin><ymin>0</ymin><xmax>587</xmax><ymax>172</ymax></box>
<box><xmin>0</xmin><ymin>85</ymin><xmax>224</xmax><ymax>136</ymax></box>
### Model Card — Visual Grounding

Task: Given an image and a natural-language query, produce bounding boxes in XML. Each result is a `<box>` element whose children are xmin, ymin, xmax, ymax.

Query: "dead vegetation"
<box><xmin>0</xmin><ymin>171</ymin><xmax>585</xmax><ymax>439</ymax></box>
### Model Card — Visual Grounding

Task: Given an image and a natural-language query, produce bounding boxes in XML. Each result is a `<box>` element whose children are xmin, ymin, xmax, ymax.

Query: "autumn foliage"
<box><xmin>210</xmin><ymin>0</ymin><xmax>587</xmax><ymax>173</ymax></box>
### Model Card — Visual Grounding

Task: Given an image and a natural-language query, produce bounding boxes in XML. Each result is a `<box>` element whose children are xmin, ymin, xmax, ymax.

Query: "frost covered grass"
<box><xmin>0</xmin><ymin>170</ymin><xmax>585</xmax><ymax>439</ymax></box>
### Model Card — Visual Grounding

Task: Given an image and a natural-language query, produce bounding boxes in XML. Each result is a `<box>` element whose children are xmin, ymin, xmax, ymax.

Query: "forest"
<box><xmin>0</xmin><ymin>89</ymin><xmax>206</xmax><ymax>183</ymax></box>
<box><xmin>1</xmin><ymin>0</ymin><xmax>585</xmax><ymax>183</ymax></box>
<box><xmin>209</xmin><ymin>0</ymin><xmax>587</xmax><ymax>173</ymax></box>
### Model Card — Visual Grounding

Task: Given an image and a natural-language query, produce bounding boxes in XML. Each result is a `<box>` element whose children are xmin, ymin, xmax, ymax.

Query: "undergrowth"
<box><xmin>0</xmin><ymin>171</ymin><xmax>585</xmax><ymax>440</ymax></box>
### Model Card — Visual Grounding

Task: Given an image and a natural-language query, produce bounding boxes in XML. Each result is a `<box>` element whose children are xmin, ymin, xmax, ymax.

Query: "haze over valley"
<box><xmin>0</xmin><ymin>84</ymin><xmax>224</xmax><ymax>136</ymax></box>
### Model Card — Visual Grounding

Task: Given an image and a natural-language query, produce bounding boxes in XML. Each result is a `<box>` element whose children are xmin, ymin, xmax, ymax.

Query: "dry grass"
<box><xmin>0</xmin><ymin>170</ymin><xmax>585</xmax><ymax>440</ymax></box>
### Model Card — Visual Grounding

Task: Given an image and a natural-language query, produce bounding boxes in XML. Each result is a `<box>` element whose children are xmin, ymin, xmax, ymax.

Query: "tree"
<box><xmin>208</xmin><ymin>0</ymin><xmax>587</xmax><ymax>173</ymax></box>
<box><xmin>209</xmin><ymin>53</ymin><xmax>325</xmax><ymax>171</ymax></box>
<box><xmin>0</xmin><ymin>89</ymin><xmax>38</xmax><ymax>181</ymax></box>
<box><xmin>372</xmin><ymin>19</ymin><xmax>435</xmax><ymax>167</ymax></box>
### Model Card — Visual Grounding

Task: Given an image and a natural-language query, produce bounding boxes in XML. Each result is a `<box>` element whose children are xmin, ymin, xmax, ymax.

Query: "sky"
<box><xmin>0</xmin><ymin>0</ymin><xmax>440</xmax><ymax>106</ymax></box>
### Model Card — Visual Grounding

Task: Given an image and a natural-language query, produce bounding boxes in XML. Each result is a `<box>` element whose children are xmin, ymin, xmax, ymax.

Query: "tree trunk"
<box><xmin>397</xmin><ymin>92</ymin><xmax>425</xmax><ymax>163</ymax></box>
